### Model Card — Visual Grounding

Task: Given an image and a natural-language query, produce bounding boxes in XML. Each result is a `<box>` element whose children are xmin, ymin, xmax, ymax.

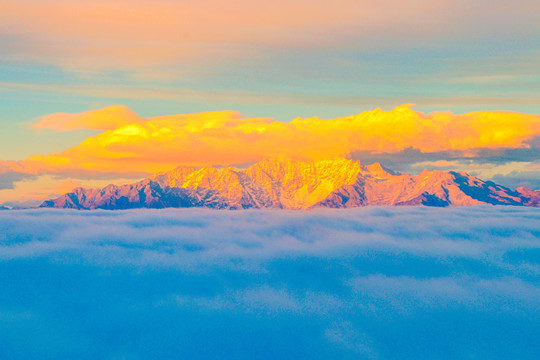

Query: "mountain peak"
<box><xmin>41</xmin><ymin>159</ymin><xmax>539</xmax><ymax>210</ymax></box>
<box><xmin>365</xmin><ymin>162</ymin><xmax>397</xmax><ymax>178</ymax></box>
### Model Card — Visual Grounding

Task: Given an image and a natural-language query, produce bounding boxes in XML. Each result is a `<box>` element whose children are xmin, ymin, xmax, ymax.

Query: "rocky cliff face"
<box><xmin>41</xmin><ymin>158</ymin><xmax>540</xmax><ymax>210</ymax></box>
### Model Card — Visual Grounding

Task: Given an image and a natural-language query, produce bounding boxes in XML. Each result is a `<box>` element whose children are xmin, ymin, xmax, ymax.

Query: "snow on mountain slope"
<box><xmin>41</xmin><ymin>158</ymin><xmax>540</xmax><ymax>209</ymax></box>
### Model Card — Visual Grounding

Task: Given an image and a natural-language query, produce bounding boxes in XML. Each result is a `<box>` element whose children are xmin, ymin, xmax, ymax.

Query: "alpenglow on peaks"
<box><xmin>42</xmin><ymin>158</ymin><xmax>540</xmax><ymax>210</ymax></box>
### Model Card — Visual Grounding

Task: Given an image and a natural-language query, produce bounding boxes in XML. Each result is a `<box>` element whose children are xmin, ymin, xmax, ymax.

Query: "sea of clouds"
<box><xmin>0</xmin><ymin>207</ymin><xmax>539</xmax><ymax>359</ymax></box>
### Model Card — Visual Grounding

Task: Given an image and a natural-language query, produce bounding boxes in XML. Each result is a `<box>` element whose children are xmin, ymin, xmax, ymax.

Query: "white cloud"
<box><xmin>0</xmin><ymin>207</ymin><xmax>538</xmax><ymax>359</ymax></box>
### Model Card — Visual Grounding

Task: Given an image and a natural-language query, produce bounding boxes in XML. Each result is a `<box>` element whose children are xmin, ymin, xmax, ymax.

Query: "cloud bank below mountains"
<box><xmin>0</xmin><ymin>207</ymin><xmax>538</xmax><ymax>359</ymax></box>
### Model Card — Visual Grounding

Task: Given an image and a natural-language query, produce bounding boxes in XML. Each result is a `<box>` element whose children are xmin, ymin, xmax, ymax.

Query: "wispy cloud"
<box><xmin>3</xmin><ymin>81</ymin><xmax>540</xmax><ymax>108</ymax></box>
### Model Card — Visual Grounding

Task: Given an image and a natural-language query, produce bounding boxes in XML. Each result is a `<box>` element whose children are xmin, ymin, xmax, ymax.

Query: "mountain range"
<box><xmin>41</xmin><ymin>158</ymin><xmax>540</xmax><ymax>210</ymax></box>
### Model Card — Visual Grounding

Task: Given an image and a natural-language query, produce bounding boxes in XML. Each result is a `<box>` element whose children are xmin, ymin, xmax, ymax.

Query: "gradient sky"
<box><xmin>1</xmin><ymin>0</ymin><xmax>539</xmax><ymax>206</ymax></box>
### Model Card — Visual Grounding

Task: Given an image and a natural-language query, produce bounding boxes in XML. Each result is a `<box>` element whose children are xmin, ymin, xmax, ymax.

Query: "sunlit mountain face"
<box><xmin>41</xmin><ymin>158</ymin><xmax>539</xmax><ymax>210</ymax></box>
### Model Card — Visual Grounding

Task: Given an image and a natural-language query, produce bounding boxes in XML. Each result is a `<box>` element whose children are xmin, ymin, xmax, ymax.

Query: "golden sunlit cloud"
<box><xmin>2</xmin><ymin>104</ymin><xmax>539</xmax><ymax>180</ymax></box>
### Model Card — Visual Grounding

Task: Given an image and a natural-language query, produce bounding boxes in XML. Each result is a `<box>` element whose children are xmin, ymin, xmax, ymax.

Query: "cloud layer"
<box><xmin>31</xmin><ymin>105</ymin><xmax>142</xmax><ymax>131</ymax></box>
<box><xmin>0</xmin><ymin>207</ymin><xmax>538</xmax><ymax>359</ymax></box>
<box><xmin>5</xmin><ymin>104</ymin><xmax>540</xmax><ymax>178</ymax></box>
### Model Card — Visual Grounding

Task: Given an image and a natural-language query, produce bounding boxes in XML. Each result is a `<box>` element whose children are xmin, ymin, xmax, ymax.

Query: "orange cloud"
<box><xmin>32</xmin><ymin>105</ymin><xmax>142</xmax><ymax>131</ymax></box>
<box><xmin>2</xmin><ymin>105</ymin><xmax>539</xmax><ymax>180</ymax></box>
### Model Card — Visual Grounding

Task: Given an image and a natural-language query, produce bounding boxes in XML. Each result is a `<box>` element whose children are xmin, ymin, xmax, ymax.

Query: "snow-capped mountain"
<box><xmin>41</xmin><ymin>158</ymin><xmax>539</xmax><ymax>209</ymax></box>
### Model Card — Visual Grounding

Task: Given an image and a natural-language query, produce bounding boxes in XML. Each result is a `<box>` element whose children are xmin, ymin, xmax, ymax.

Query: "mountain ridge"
<box><xmin>41</xmin><ymin>158</ymin><xmax>540</xmax><ymax>210</ymax></box>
